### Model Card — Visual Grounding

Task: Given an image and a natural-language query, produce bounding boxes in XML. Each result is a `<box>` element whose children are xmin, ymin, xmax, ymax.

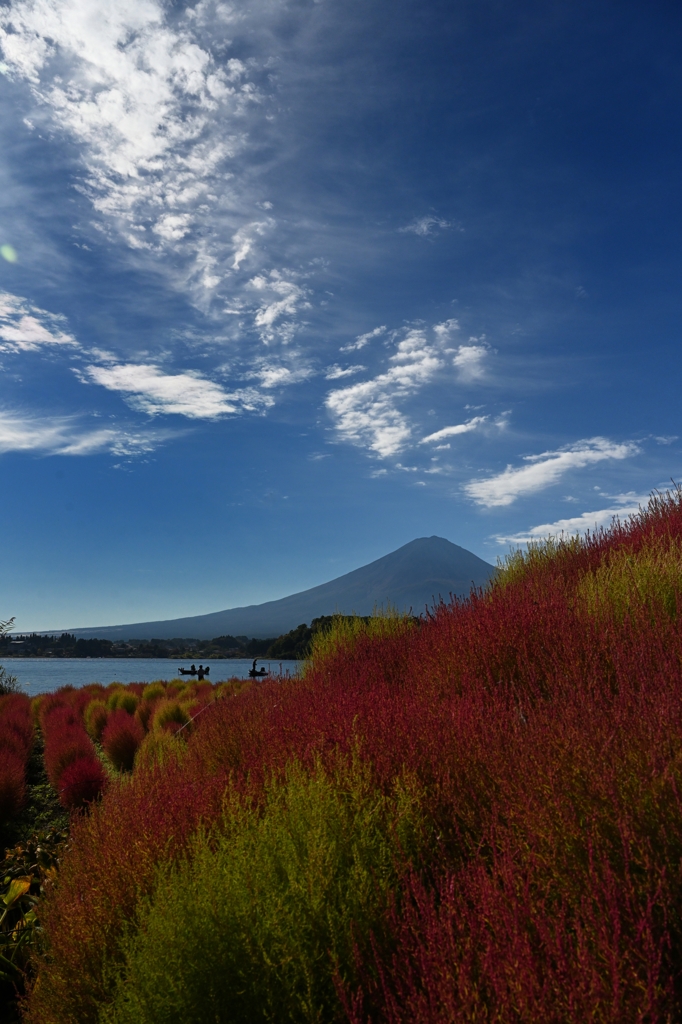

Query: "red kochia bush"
<box><xmin>41</xmin><ymin>697</ymin><xmax>104</xmax><ymax>802</ymax></box>
<box><xmin>58</xmin><ymin>756</ymin><xmax>108</xmax><ymax>810</ymax></box>
<box><xmin>43</xmin><ymin>727</ymin><xmax>94</xmax><ymax>790</ymax></box>
<box><xmin>101</xmin><ymin>710</ymin><xmax>145</xmax><ymax>772</ymax></box>
<box><xmin>0</xmin><ymin>692</ymin><xmax>33</xmax><ymax>822</ymax></box>
<box><xmin>0</xmin><ymin>747</ymin><xmax>26</xmax><ymax>819</ymax></box>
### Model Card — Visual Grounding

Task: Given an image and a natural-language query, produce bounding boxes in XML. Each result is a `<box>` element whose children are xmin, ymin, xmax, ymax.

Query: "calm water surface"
<box><xmin>0</xmin><ymin>658</ymin><xmax>301</xmax><ymax>696</ymax></box>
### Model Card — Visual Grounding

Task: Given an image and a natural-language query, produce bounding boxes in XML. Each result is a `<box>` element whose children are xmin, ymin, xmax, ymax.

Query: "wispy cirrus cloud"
<box><xmin>249</xmin><ymin>272</ymin><xmax>310</xmax><ymax>345</ymax></box>
<box><xmin>326</xmin><ymin>326</ymin><xmax>449</xmax><ymax>457</ymax></box>
<box><xmin>0</xmin><ymin>0</ymin><xmax>316</xmax><ymax>353</ymax></box>
<box><xmin>421</xmin><ymin>415</ymin><xmax>488</xmax><ymax>444</ymax></box>
<box><xmin>0</xmin><ymin>409</ymin><xmax>170</xmax><ymax>456</ymax></box>
<box><xmin>340</xmin><ymin>325</ymin><xmax>386</xmax><ymax>353</ymax></box>
<box><xmin>465</xmin><ymin>438</ymin><xmax>640</xmax><ymax>507</ymax></box>
<box><xmin>400</xmin><ymin>215</ymin><xmax>453</xmax><ymax>237</ymax></box>
<box><xmin>325</xmin><ymin>364</ymin><xmax>366</xmax><ymax>380</ymax></box>
<box><xmin>0</xmin><ymin>0</ymin><xmax>264</xmax><ymax>297</ymax></box>
<box><xmin>77</xmin><ymin>363</ymin><xmax>270</xmax><ymax>420</ymax></box>
<box><xmin>0</xmin><ymin>292</ymin><xmax>79</xmax><ymax>353</ymax></box>
<box><xmin>494</xmin><ymin>493</ymin><xmax>648</xmax><ymax>544</ymax></box>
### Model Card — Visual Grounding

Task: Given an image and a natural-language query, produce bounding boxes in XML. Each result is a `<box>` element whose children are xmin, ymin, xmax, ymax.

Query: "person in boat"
<box><xmin>197</xmin><ymin>665</ymin><xmax>205</xmax><ymax>681</ymax></box>
<box><xmin>249</xmin><ymin>658</ymin><xmax>268</xmax><ymax>678</ymax></box>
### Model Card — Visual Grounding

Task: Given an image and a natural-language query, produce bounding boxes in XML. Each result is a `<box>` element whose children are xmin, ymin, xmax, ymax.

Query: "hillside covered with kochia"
<box><xmin>7</xmin><ymin>488</ymin><xmax>682</xmax><ymax>1021</ymax></box>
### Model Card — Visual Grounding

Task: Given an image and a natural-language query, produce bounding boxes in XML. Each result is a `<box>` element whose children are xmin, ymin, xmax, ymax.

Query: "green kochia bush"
<box><xmin>107</xmin><ymin>689</ymin><xmax>139</xmax><ymax>715</ymax></box>
<box><xmin>102</xmin><ymin>758</ymin><xmax>427</xmax><ymax>1024</ymax></box>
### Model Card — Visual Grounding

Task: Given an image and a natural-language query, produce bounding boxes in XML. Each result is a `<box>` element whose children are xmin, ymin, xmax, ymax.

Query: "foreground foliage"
<box><xmin>18</xmin><ymin>488</ymin><xmax>682</xmax><ymax>1022</ymax></box>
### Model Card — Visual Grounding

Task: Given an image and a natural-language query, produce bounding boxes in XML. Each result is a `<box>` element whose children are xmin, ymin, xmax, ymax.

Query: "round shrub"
<box><xmin>180</xmin><ymin>698</ymin><xmax>201</xmax><ymax>719</ymax></box>
<box><xmin>72</xmin><ymin>689</ymin><xmax>94</xmax><ymax>718</ymax></box>
<box><xmin>39</xmin><ymin>699</ymin><xmax>74</xmax><ymax>735</ymax></box>
<box><xmin>0</xmin><ymin>748</ymin><xmax>26</xmax><ymax>820</ymax></box>
<box><xmin>107</xmin><ymin>689</ymin><xmax>139</xmax><ymax>715</ymax></box>
<box><xmin>0</xmin><ymin>727</ymin><xmax>29</xmax><ymax>762</ymax></box>
<box><xmin>59</xmin><ymin>755</ymin><xmax>107</xmax><ymax>809</ymax></box>
<box><xmin>151</xmin><ymin>699</ymin><xmax>190</xmax><ymax>735</ymax></box>
<box><xmin>84</xmin><ymin>700</ymin><xmax>109</xmax><ymax>742</ymax></box>
<box><xmin>102</xmin><ymin>710</ymin><xmax>145</xmax><ymax>772</ymax></box>
<box><xmin>134</xmin><ymin>700</ymin><xmax>155</xmax><ymax>733</ymax></box>
<box><xmin>0</xmin><ymin>698</ymin><xmax>34</xmax><ymax>760</ymax></box>
<box><xmin>44</xmin><ymin>731</ymin><xmax>95</xmax><ymax>789</ymax></box>
<box><xmin>142</xmin><ymin>682</ymin><xmax>166</xmax><ymax>703</ymax></box>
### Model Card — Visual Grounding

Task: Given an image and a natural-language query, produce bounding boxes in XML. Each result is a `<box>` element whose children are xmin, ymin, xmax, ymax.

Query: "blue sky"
<box><xmin>0</xmin><ymin>0</ymin><xmax>681</xmax><ymax>631</ymax></box>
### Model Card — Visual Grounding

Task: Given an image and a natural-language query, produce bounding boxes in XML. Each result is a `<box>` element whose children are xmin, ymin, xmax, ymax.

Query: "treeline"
<box><xmin>0</xmin><ymin>617</ymin><xmax>371</xmax><ymax>661</ymax></box>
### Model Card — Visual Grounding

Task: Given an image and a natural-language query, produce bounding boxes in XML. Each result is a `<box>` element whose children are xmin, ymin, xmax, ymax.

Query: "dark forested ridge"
<box><xmin>1</xmin><ymin>617</ymin><xmax>361</xmax><ymax>661</ymax></box>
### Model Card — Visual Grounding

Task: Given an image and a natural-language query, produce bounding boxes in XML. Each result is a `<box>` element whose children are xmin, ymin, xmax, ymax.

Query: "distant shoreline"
<box><xmin>1</xmin><ymin>654</ymin><xmax>300</xmax><ymax>661</ymax></box>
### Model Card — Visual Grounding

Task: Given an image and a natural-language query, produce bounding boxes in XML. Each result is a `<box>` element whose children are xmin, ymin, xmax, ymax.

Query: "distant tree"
<box><xmin>0</xmin><ymin>616</ymin><xmax>19</xmax><ymax>695</ymax></box>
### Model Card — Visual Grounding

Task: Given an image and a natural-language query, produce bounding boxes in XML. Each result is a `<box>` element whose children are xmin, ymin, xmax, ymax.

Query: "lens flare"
<box><xmin>0</xmin><ymin>245</ymin><xmax>17</xmax><ymax>263</ymax></box>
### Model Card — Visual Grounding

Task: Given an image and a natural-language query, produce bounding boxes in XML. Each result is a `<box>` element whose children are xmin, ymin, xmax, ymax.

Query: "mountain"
<box><xmin>61</xmin><ymin>537</ymin><xmax>496</xmax><ymax>641</ymax></box>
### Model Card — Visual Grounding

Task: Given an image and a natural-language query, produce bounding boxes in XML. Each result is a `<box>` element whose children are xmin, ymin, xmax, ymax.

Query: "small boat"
<box><xmin>178</xmin><ymin>665</ymin><xmax>210</xmax><ymax>678</ymax></box>
<box><xmin>248</xmin><ymin>659</ymin><xmax>269</xmax><ymax>679</ymax></box>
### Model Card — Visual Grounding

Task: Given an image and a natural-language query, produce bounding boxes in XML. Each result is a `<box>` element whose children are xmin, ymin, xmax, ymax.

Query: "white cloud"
<box><xmin>0</xmin><ymin>0</ymin><xmax>267</xmax><ymax>303</ymax></box>
<box><xmin>0</xmin><ymin>409</ymin><xmax>168</xmax><ymax>456</ymax></box>
<box><xmin>79</xmin><ymin>362</ymin><xmax>259</xmax><ymax>419</ymax></box>
<box><xmin>494</xmin><ymin>493</ymin><xmax>649</xmax><ymax>545</ymax></box>
<box><xmin>465</xmin><ymin>438</ymin><xmax>640</xmax><ymax>507</ymax></box>
<box><xmin>231</xmin><ymin>219</ymin><xmax>273</xmax><ymax>271</ymax></box>
<box><xmin>249</xmin><ymin>271</ymin><xmax>309</xmax><ymax>344</ymax></box>
<box><xmin>325</xmin><ymin>364</ymin><xmax>366</xmax><ymax>380</ymax></box>
<box><xmin>326</xmin><ymin>327</ymin><xmax>445</xmax><ymax>457</ymax></box>
<box><xmin>0</xmin><ymin>292</ymin><xmax>78</xmax><ymax>352</ymax></box>
<box><xmin>421</xmin><ymin>416</ymin><xmax>488</xmax><ymax>444</ymax></box>
<box><xmin>341</xmin><ymin>325</ymin><xmax>386</xmax><ymax>353</ymax></box>
<box><xmin>453</xmin><ymin>342</ymin><xmax>487</xmax><ymax>382</ymax></box>
<box><xmin>253</xmin><ymin>362</ymin><xmax>314</xmax><ymax>389</ymax></box>
<box><xmin>400</xmin><ymin>215</ymin><xmax>452</xmax><ymax>237</ymax></box>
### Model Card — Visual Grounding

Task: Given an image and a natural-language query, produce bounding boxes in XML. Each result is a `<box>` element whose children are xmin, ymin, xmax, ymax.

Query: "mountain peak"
<box><xmin>64</xmin><ymin>538</ymin><xmax>496</xmax><ymax>641</ymax></box>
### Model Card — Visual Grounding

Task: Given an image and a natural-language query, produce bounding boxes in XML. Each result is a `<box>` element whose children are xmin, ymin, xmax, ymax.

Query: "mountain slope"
<box><xmin>65</xmin><ymin>537</ymin><xmax>496</xmax><ymax>640</ymax></box>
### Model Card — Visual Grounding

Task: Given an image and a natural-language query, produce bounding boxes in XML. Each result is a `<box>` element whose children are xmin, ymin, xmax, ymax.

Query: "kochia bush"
<box><xmin>101</xmin><ymin>710</ymin><xmax>145</xmax><ymax>772</ymax></box>
<box><xmin>59</xmin><ymin>755</ymin><xmax>108</xmax><ymax>810</ymax></box>
<box><xmin>0</xmin><ymin>747</ymin><xmax>26</xmax><ymax>820</ymax></box>
<box><xmin>106</xmin><ymin>689</ymin><xmax>139</xmax><ymax>715</ymax></box>
<box><xmin>0</xmin><ymin>692</ymin><xmax>32</xmax><ymax>823</ymax></box>
<box><xmin>150</xmin><ymin>698</ymin><xmax>190</xmax><ymax>734</ymax></box>
<box><xmin>41</xmin><ymin>695</ymin><xmax>105</xmax><ymax>807</ymax></box>
<box><xmin>84</xmin><ymin>700</ymin><xmax>108</xmax><ymax>742</ymax></box>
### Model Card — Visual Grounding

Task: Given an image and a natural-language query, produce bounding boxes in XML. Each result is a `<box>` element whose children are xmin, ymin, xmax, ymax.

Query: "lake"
<box><xmin>0</xmin><ymin>658</ymin><xmax>301</xmax><ymax>696</ymax></box>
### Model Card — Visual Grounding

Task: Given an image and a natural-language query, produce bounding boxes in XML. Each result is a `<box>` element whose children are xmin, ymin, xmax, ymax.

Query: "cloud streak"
<box><xmin>400</xmin><ymin>215</ymin><xmax>452</xmax><ymax>237</ymax></box>
<box><xmin>421</xmin><ymin>416</ymin><xmax>488</xmax><ymax>444</ymax></box>
<box><xmin>494</xmin><ymin>494</ymin><xmax>648</xmax><ymax>544</ymax></box>
<box><xmin>78</xmin><ymin>362</ymin><xmax>268</xmax><ymax>419</ymax></box>
<box><xmin>465</xmin><ymin>438</ymin><xmax>639</xmax><ymax>507</ymax></box>
<box><xmin>0</xmin><ymin>292</ymin><xmax>78</xmax><ymax>352</ymax></box>
<box><xmin>340</xmin><ymin>325</ymin><xmax>386</xmax><ymax>353</ymax></box>
<box><xmin>0</xmin><ymin>409</ymin><xmax>169</xmax><ymax>456</ymax></box>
